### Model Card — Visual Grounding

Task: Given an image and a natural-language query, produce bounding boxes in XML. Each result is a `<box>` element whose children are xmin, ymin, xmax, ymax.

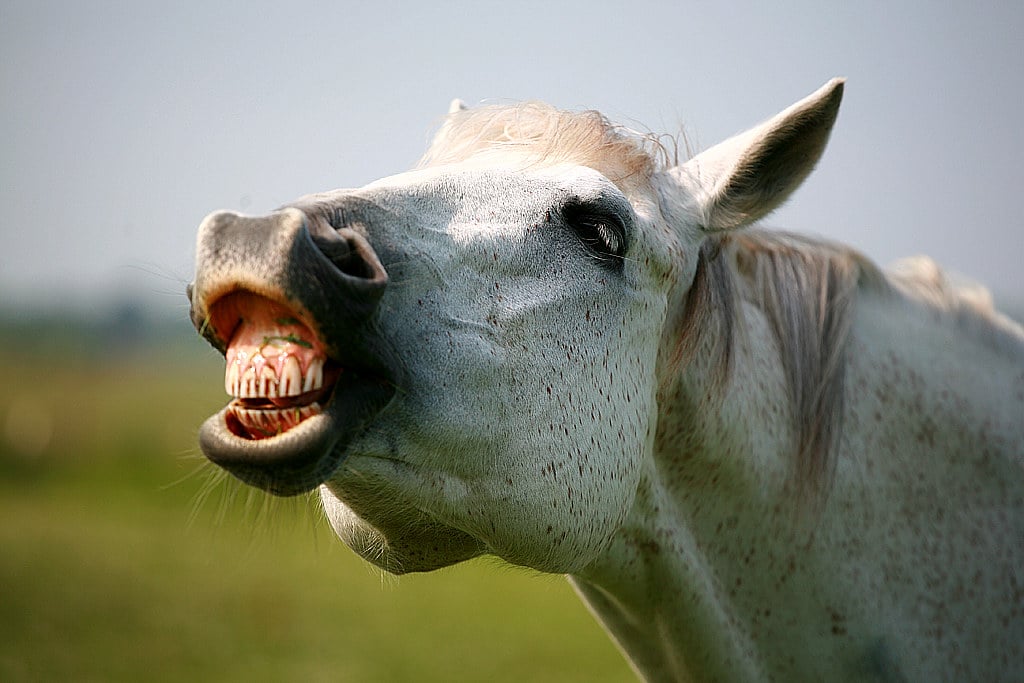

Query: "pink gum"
<box><xmin>224</xmin><ymin>298</ymin><xmax>327</xmax><ymax>378</ymax></box>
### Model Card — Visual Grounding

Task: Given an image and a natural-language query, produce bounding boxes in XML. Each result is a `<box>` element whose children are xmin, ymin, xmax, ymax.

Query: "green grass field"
<box><xmin>0</xmin><ymin>337</ymin><xmax>634</xmax><ymax>682</ymax></box>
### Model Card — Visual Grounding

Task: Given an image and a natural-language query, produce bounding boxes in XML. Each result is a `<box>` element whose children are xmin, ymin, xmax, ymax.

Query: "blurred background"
<box><xmin>1</xmin><ymin>1</ymin><xmax>1021</xmax><ymax>680</ymax></box>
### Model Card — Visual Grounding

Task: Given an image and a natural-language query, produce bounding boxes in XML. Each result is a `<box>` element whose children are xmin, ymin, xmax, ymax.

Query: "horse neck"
<box><xmin>569</xmin><ymin>301</ymin><xmax>798</xmax><ymax>681</ymax></box>
<box><xmin>571</xmin><ymin>285</ymin><xmax>1024</xmax><ymax>681</ymax></box>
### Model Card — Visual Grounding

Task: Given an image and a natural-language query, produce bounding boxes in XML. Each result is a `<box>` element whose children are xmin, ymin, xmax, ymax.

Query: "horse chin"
<box><xmin>198</xmin><ymin>377</ymin><xmax>396</xmax><ymax>497</ymax></box>
<box><xmin>319</xmin><ymin>482</ymin><xmax>484</xmax><ymax>574</ymax></box>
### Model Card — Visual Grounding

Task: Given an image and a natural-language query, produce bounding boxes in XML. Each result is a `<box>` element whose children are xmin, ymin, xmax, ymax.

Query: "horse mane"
<box><xmin>675</xmin><ymin>232</ymin><xmax>881</xmax><ymax>503</ymax></box>
<box><xmin>886</xmin><ymin>256</ymin><xmax>1024</xmax><ymax>359</ymax></box>
<box><xmin>679</xmin><ymin>231</ymin><xmax>1023</xmax><ymax>503</ymax></box>
<box><xmin>418</xmin><ymin>102</ymin><xmax>675</xmax><ymax>191</ymax></box>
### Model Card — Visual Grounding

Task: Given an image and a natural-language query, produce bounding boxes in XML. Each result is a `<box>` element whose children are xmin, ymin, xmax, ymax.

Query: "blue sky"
<box><xmin>2</xmin><ymin>0</ymin><xmax>1021</xmax><ymax>314</ymax></box>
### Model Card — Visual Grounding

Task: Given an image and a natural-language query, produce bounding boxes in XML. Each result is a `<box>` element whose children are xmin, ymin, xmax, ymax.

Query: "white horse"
<box><xmin>189</xmin><ymin>79</ymin><xmax>1024</xmax><ymax>681</ymax></box>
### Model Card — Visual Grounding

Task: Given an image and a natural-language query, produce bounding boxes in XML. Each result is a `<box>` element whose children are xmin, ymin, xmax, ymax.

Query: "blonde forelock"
<box><xmin>418</xmin><ymin>102</ymin><xmax>674</xmax><ymax>192</ymax></box>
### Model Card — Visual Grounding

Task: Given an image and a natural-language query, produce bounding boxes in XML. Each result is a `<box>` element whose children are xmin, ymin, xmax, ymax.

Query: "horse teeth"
<box><xmin>231</xmin><ymin>401</ymin><xmax>324</xmax><ymax>439</ymax></box>
<box><xmin>280</xmin><ymin>356</ymin><xmax>302</xmax><ymax>397</ymax></box>
<box><xmin>303</xmin><ymin>358</ymin><xmax>324</xmax><ymax>393</ymax></box>
<box><xmin>241</xmin><ymin>367</ymin><xmax>258</xmax><ymax>398</ymax></box>
<box><xmin>259</xmin><ymin>365</ymin><xmax>278</xmax><ymax>398</ymax></box>
<box><xmin>225</xmin><ymin>361</ymin><xmax>240</xmax><ymax>396</ymax></box>
<box><xmin>313</xmin><ymin>359</ymin><xmax>324</xmax><ymax>390</ymax></box>
<box><xmin>226</xmin><ymin>348</ymin><xmax>327</xmax><ymax>399</ymax></box>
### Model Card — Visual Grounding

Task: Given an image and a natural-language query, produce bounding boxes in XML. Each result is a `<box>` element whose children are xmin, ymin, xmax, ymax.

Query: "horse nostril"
<box><xmin>308</xmin><ymin>225</ymin><xmax>388</xmax><ymax>292</ymax></box>
<box><xmin>312</xmin><ymin>236</ymin><xmax>354</xmax><ymax>270</ymax></box>
<box><xmin>312</xmin><ymin>232</ymin><xmax>374</xmax><ymax>281</ymax></box>
<box><xmin>191</xmin><ymin>207</ymin><xmax>389</xmax><ymax>359</ymax></box>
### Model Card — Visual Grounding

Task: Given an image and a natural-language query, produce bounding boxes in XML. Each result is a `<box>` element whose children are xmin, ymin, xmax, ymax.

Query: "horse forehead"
<box><xmin>361</xmin><ymin>163</ymin><xmax>624</xmax><ymax>221</ymax></box>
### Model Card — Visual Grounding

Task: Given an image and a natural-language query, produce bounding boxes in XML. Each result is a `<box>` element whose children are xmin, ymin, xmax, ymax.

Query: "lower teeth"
<box><xmin>231</xmin><ymin>402</ymin><xmax>322</xmax><ymax>439</ymax></box>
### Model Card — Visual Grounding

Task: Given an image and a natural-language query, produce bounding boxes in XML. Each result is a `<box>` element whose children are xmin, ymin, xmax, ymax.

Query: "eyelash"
<box><xmin>562</xmin><ymin>204</ymin><xmax>628</xmax><ymax>268</ymax></box>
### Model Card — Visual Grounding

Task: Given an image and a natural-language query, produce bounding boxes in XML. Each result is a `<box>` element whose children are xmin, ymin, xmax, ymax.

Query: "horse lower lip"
<box><xmin>198</xmin><ymin>403</ymin><xmax>340</xmax><ymax>495</ymax></box>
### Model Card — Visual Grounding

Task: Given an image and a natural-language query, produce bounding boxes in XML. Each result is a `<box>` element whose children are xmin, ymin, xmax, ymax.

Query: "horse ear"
<box><xmin>448</xmin><ymin>98</ymin><xmax>468</xmax><ymax>114</ymax></box>
<box><xmin>664</xmin><ymin>78</ymin><xmax>845</xmax><ymax>232</ymax></box>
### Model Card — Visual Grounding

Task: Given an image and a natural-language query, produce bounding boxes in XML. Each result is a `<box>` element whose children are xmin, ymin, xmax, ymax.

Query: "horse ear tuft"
<box><xmin>663</xmin><ymin>78</ymin><xmax>845</xmax><ymax>233</ymax></box>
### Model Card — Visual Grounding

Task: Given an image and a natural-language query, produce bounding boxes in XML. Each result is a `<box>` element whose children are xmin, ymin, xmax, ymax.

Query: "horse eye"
<box><xmin>562</xmin><ymin>203</ymin><xmax>628</xmax><ymax>268</ymax></box>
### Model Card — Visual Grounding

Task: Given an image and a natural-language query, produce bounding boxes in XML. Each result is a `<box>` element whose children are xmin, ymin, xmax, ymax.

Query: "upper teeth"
<box><xmin>225</xmin><ymin>351</ymin><xmax>325</xmax><ymax>398</ymax></box>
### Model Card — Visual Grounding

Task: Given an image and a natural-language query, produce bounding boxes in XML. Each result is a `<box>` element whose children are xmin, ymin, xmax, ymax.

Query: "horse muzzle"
<box><xmin>188</xmin><ymin>208</ymin><xmax>396</xmax><ymax>496</ymax></box>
